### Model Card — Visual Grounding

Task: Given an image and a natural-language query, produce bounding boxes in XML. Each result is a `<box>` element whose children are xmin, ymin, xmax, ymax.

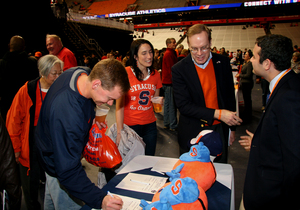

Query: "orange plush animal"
<box><xmin>152</xmin><ymin>177</ymin><xmax>208</xmax><ymax>210</ymax></box>
<box><xmin>169</xmin><ymin>142</ymin><xmax>216</xmax><ymax>191</ymax></box>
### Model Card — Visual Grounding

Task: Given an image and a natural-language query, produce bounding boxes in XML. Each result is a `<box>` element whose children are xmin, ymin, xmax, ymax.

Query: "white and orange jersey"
<box><xmin>124</xmin><ymin>67</ymin><xmax>162</xmax><ymax>126</ymax></box>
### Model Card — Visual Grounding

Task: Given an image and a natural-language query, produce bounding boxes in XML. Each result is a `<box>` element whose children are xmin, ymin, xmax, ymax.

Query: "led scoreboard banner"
<box><xmin>244</xmin><ymin>0</ymin><xmax>299</xmax><ymax>6</ymax></box>
<box><xmin>98</xmin><ymin>3</ymin><xmax>243</xmax><ymax>18</ymax></box>
<box><xmin>96</xmin><ymin>0</ymin><xmax>300</xmax><ymax>18</ymax></box>
<box><xmin>133</xmin><ymin>15</ymin><xmax>300</xmax><ymax>29</ymax></box>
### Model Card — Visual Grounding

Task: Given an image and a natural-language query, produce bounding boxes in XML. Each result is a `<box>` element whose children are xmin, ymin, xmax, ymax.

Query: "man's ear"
<box><xmin>92</xmin><ymin>79</ymin><xmax>101</xmax><ymax>90</ymax></box>
<box><xmin>263</xmin><ymin>59</ymin><xmax>272</xmax><ymax>71</ymax></box>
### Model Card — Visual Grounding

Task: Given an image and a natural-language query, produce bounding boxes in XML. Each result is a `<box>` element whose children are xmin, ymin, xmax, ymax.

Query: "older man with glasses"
<box><xmin>172</xmin><ymin>24</ymin><xmax>242</xmax><ymax>163</ymax></box>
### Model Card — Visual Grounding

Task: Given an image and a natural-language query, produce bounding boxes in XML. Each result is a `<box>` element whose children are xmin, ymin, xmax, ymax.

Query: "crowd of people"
<box><xmin>0</xmin><ymin>23</ymin><xmax>299</xmax><ymax>210</ymax></box>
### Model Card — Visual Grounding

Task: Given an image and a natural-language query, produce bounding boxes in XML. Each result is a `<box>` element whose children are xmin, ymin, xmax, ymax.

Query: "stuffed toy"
<box><xmin>140</xmin><ymin>197</ymin><xmax>173</xmax><ymax>210</ymax></box>
<box><xmin>171</xmin><ymin>142</ymin><xmax>216</xmax><ymax>191</ymax></box>
<box><xmin>152</xmin><ymin>177</ymin><xmax>207</xmax><ymax>210</ymax></box>
<box><xmin>190</xmin><ymin>130</ymin><xmax>223</xmax><ymax>157</ymax></box>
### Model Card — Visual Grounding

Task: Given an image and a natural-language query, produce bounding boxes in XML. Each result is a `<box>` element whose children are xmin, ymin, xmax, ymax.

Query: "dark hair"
<box><xmin>89</xmin><ymin>58</ymin><xmax>130</xmax><ymax>93</ymax></box>
<box><xmin>247</xmin><ymin>50</ymin><xmax>253</xmax><ymax>58</ymax></box>
<box><xmin>129</xmin><ymin>39</ymin><xmax>155</xmax><ymax>81</ymax></box>
<box><xmin>85</xmin><ymin>56</ymin><xmax>91</xmax><ymax>62</ymax></box>
<box><xmin>255</xmin><ymin>34</ymin><xmax>293</xmax><ymax>71</ymax></box>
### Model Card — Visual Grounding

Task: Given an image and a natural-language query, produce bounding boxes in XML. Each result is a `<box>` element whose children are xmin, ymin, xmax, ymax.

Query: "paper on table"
<box><xmin>95</xmin><ymin>194</ymin><xmax>143</xmax><ymax>210</ymax></box>
<box><xmin>151</xmin><ymin>158</ymin><xmax>178</xmax><ymax>173</ymax></box>
<box><xmin>116</xmin><ymin>173</ymin><xmax>168</xmax><ymax>194</ymax></box>
<box><xmin>115</xmin><ymin>194</ymin><xmax>144</xmax><ymax>210</ymax></box>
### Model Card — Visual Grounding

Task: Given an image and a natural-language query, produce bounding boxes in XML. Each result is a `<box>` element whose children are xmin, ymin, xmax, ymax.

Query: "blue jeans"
<box><xmin>162</xmin><ymin>85</ymin><xmax>177</xmax><ymax>129</ymax></box>
<box><xmin>129</xmin><ymin>121</ymin><xmax>157</xmax><ymax>156</ymax></box>
<box><xmin>44</xmin><ymin>173</ymin><xmax>84</xmax><ymax>210</ymax></box>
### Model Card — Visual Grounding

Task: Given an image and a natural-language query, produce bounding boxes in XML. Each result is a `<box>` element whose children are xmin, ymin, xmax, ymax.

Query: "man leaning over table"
<box><xmin>172</xmin><ymin>24</ymin><xmax>242</xmax><ymax>163</ymax></box>
<box><xmin>239</xmin><ymin>34</ymin><xmax>300</xmax><ymax>209</ymax></box>
<box><xmin>35</xmin><ymin>59</ymin><xmax>130</xmax><ymax>210</ymax></box>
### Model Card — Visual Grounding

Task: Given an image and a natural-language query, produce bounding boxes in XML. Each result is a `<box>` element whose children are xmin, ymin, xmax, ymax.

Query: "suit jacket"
<box><xmin>243</xmin><ymin>70</ymin><xmax>300</xmax><ymax>209</ymax></box>
<box><xmin>172</xmin><ymin>53</ymin><xmax>236</xmax><ymax>150</ymax></box>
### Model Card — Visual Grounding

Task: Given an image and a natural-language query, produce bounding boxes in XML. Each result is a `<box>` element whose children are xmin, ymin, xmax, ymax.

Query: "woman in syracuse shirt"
<box><xmin>116</xmin><ymin>39</ymin><xmax>162</xmax><ymax>156</ymax></box>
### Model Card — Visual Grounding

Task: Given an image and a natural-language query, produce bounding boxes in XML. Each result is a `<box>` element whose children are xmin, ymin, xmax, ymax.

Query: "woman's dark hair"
<box><xmin>129</xmin><ymin>39</ymin><xmax>155</xmax><ymax>81</ymax></box>
<box><xmin>247</xmin><ymin>50</ymin><xmax>253</xmax><ymax>58</ymax></box>
<box><xmin>255</xmin><ymin>34</ymin><xmax>293</xmax><ymax>71</ymax></box>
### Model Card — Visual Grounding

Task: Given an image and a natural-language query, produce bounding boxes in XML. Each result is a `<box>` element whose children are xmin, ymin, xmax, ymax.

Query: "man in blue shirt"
<box><xmin>35</xmin><ymin>59</ymin><xmax>130</xmax><ymax>210</ymax></box>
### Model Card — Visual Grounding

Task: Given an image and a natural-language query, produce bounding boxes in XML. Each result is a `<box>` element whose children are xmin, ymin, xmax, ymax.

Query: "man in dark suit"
<box><xmin>172</xmin><ymin>24</ymin><xmax>242</xmax><ymax>163</ymax></box>
<box><xmin>0</xmin><ymin>36</ymin><xmax>38</xmax><ymax>121</ymax></box>
<box><xmin>239</xmin><ymin>34</ymin><xmax>300</xmax><ymax>209</ymax></box>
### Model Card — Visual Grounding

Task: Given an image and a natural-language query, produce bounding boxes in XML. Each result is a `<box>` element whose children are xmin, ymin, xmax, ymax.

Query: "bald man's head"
<box><xmin>9</xmin><ymin>36</ymin><xmax>25</xmax><ymax>52</ymax></box>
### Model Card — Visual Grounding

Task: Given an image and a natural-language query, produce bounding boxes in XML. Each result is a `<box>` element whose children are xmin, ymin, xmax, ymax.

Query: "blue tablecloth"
<box><xmin>102</xmin><ymin>167</ymin><xmax>231</xmax><ymax>210</ymax></box>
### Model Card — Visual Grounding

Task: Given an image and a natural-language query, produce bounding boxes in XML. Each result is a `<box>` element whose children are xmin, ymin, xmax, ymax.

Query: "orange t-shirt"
<box><xmin>195</xmin><ymin>60</ymin><xmax>220</xmax><ymax>125</ymax></box>
<box><xmin>124</xmin><ymin>67</ymin><xmax>162</xmax><ymax>126</ymax></box>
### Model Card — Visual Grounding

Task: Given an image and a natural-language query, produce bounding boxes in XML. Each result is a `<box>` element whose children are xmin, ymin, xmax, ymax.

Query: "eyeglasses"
<box><xmin>190</xmin><ymin>45</ymin><xmax>210</xmax><ymax>54</ymax></box>
<box><xmin>50</xmin><ymin>71</ymin><xmax>63</xmax><ymax>77</ymax></box>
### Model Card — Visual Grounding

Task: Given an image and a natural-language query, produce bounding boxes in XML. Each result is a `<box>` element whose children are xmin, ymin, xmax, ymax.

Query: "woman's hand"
<box><xmin>15</xmin><ymin>152</ymin><xmax>20</xmax><ymax>164</ymax></box>
<box><xmin>116</xmin><ymin>133</ymin><xmax>121</xmax><ymax>147</ymax></box>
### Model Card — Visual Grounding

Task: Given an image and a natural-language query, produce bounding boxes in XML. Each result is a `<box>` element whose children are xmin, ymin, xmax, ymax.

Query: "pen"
<box><xmin>130</xmin><ymin>179</ymin><xmax>150</xmax><ymax>185</ymax></box>
<box><xmin>151</xmin><ymin>170</ymin><xmax>165</xmax><ymax>175</ymax></box>
<box><xmin>107</xmin><ymin>191</ymin><xmax>114</xmax><ymax>198</ymax></box>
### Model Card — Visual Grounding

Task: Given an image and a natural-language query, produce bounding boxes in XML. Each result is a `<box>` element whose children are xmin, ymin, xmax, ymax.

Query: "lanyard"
<box><xmin>39</xmin><ymin>80</ymin><xmax>44</xmax><ymax>103</ymax></box>
<box><xmin>269</xmin><ymin>68</ymin><xmax>291</xmax><ymax>98</ymax></box>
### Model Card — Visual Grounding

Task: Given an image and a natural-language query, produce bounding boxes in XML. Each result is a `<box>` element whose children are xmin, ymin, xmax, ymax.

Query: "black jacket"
<box><xmin>0</xmin><ymin>115</ymin><xmax>22</xmax><ymax>210</ymax></box>
<box><xmin>244</xmin><ymin>71</ymin><xmax>300</xmax><ymax>209</ymax></box>
<box><xmin>0</xmin><ymin>51</ymin><xmax>38</xmax><ymax>120</ymax></box>
<box><xmin>172</xmin><ymin>53</ymin><xmax>236</xmax><ymax>150</ymax></box>
<box><xmin>239</xmin><ymin>61</ymin><xmax>253</xmax><ymax>84</ymax></box>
